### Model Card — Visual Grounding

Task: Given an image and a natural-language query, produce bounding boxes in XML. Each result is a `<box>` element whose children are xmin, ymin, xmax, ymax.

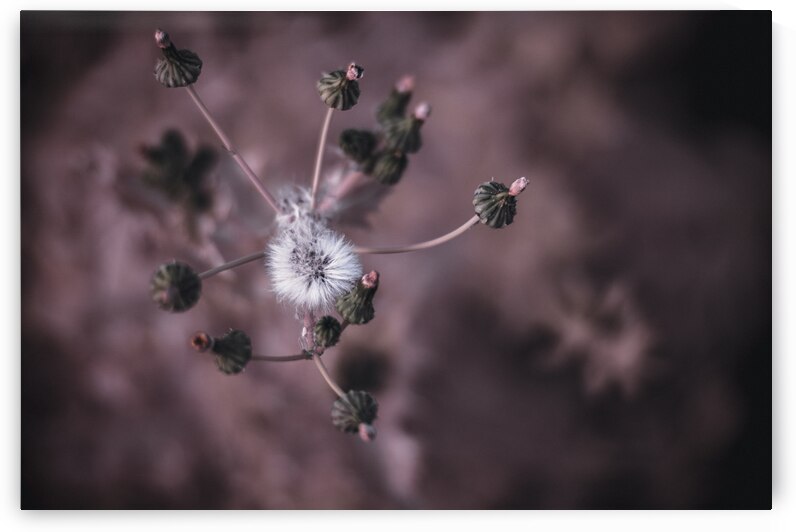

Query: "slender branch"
<box><xmin>251</xmin><ymin>352</ymin><xmax>310</xmax><ymax>362</ymax></box>
<box><xmin>313</xmin><ymin>352</ymin><xmax>346</xmax><ymax>399</ymax></box>
<box><xmin>250</xmin><ymin>320</ymin><xmax>349</xmax><ymax>365</ymax></box>
<box><xmin>310</xmin><ymin>107</ymin><xmax>335</xmax><ymax>211</ymax></box>
<box><xmin>354</xmin><ymin>214</ymin><xmax>480</xmax><ymax>255</ymax></box>
<box><xmin>184</xmin><ymin>85</ymin><xmax>282</xmax><ymax>215</ymax></box>
<box><xmin>198</xmin><ymin>250</ymin><xmax>266</xmax><ymax>279</ymax></box>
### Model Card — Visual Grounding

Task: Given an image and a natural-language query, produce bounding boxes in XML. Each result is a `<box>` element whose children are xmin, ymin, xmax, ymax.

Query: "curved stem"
<box><xmin>251</xmin><ymin>352</ymin><xmax>310</xmax><ymax>362</ymax></box>
<box><xmin>354</xmin><ymin>214</ymin><xmax>480</xmax><ymax>255</ymax></box>
<box><xmin>184</xmin><ymin>85</ymin><xmax>282</xmax><ymax>215</ymax></box>
<box><xmin>310</xmin><ymin>107</ymin><xmax>334</xmax><ymax>211</ymax></box>
<box><xmin>313</xmin><ymin>353</ymin><xmax>346</xmax><ymax>399</ymax></box>
<box><xmin>198</xmin><ymin>250</ymin><xmax>266</xmax><ymax>280</ymax></box>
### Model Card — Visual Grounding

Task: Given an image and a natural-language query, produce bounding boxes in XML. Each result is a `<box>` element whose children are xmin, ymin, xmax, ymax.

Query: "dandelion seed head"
<box><xmin>267</xmin><ymin>216</ymin><xmax>362</xmax><ymax>311</ymax></box>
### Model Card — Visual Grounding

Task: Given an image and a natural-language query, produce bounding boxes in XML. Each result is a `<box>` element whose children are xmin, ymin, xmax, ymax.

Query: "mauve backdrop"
<box><xmin>21</xmin><ymin>11</ymin><xmax>771</xmax><ymax>509</ymax></box>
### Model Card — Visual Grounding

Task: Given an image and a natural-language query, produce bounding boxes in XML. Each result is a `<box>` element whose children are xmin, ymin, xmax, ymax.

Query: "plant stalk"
<box><xmin>310</xmin><ymin>107</ymin><xmax>335</xmax><ymax>211</ymax></box>
<box><xmin>198</xmin><ymin>250</ymin><xmax>266</xmax><ymax>280</ymax></box>
<box><xmin>184</xmin><ymin>85</ymin><xmax>282</xmax><ymax>214</ymax></box>
<box><xmin>251</xmin><ymin>353</ymin><xmax>310</xmax><ymax>362</ymax></box>
<box><xmin>354</xmin><ymin>214</ymin><xmax>480</xmax><ymax>255</ymax></box>
<box><xmin>313</xmin><ymin>352</ymin><xmax>346</xmax><ymax>399</ymax></box>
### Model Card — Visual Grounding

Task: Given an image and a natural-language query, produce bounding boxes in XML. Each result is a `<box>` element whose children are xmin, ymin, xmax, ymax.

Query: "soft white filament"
<box><xmin>267</xmin><ymin>213</ymin><xmax>362</xmax><ymax>311</ymax></box>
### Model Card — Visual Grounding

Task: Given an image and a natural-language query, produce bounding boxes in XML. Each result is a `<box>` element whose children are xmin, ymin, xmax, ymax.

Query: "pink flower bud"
<box><xmin>154</xmin><ymin>29</ymin><xmax>170</xmax><ymax>49</ymax></box>
<box><xmin>362</xmin><ymin>270</ymin><xmax>380</xmax><ymax>289</ymax></box>
<box><xmin>396</xmin><ymin>75</ymin><xmax>415</xmax><ymax>93</ymax></box>
<box><xmin>358</xmin><ymin>423</ymin><xmax>377</xmax><ymax>442</ymax></box>
<box><xmin>346</xmin><ymin>62</ymin><xmax>365</xmax><ymax>81</ymax></box>
<box><xmin>509</xmin><ymin>177</ymin><xmax>529</xmax><ymax>197</ymax></box>
<box><xmin>413</xmin><ymin>102</ymin><xmax>432</xmax><ymax>121</ymax></box>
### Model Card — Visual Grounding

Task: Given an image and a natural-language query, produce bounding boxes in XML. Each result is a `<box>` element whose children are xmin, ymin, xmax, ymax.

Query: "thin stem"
<box><xmin>251</xmin><ymin>353</ymin><xmax>310</xmax><ymax>362</ymax></box>
<box><xmin>354</xmin><ymin>214</ymin><xmax>480</xmax><ymax>255</ymax></box>
<box><xmin>198</xmin><ymin>250</ymin><xmax>266</xmax><ymax>280</ymax></box>
<box><xmin>313</xmin><ymin>352</ymin><xmax>346</xmax><ymax>399</ymax></box>
<box><xmin>184</xmin><ymin>85</ymin><xmax>282</xmax><ymax>215</ymax></box>
<box><xmin>310</xmin><ymin>107</ymin><xmax>335</xmax><ymax>211</ymax></box>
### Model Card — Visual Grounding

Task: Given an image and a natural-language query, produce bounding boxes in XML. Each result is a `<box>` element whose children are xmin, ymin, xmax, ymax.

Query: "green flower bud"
<box><xmin>370</xmin><ymin>151</ymin><xmax>408</xmax><ymax>185</ymax></box>
<box><xmin>339</xmin><ymin>129</ymin><xmax>377</xmax><ymax>163</ymax></box>
<box><xmin>192</xmin><ymin>329</ymin><xmax>252</xmax><ymax>375</ymax></box>
<box><xmin>153</xmin><ymin>29</ymin><xmax>202</xmax><ymax>88</ymax></box>
<box><xmin>383</xmin><ymin>103</ymin><xmax>430</xmax><ymax>154</ymax></box>
<box><xmin>336</xmin><ymin>271</ymin><xmax>379</xmax><ymax>325</ymax></box>
<box><xmin>317</xmin><ymin>62</ymin><xmax>364</xmax><ymax>111</ymax></box>
<box><xmin>150</xmin><ymin>261</ymin><xmax>202</xmax><ymax>312</ymax></box>
<box><xmin>331</xmin><ymin>390</ymin><xmax>378</xmax><ymax>441</ymax></box>
<box><xmin>314</xmin><ymin>316</ymin><xmax>342</xmax><ymax>348</ymax></box>
<box><xmin>473</xmin><ymin>181</ymin><xmax>516</xmax><ymax>228</ymax></box>
<box><xmin>376</xmin><ymin>75</ymin><xmax>414</xmax><ymax>125</ymax></box>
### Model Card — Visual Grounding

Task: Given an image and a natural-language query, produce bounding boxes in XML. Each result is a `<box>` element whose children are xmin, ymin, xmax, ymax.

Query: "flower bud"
<box><xmin>369</xmin><ymin>151</ymin><xmax>408</xmax><ymax>186</ymax></box>
<box><xmin>472</xmin><ymin>181</ymin><xmax>519</xmax><ymax>228</ymax></box>
<box><xmin>358</xmin><ymin>422</ymin><xmax>377</xmax><ymax>442</ymax></box>
<box><xmin>153</xmin><ymin>29</ymin><xmax>203</xmax><ymax>88</ymax></box>
<box><xmin>339</xmin><ymin>129</ymin><xmax>377</xmax><ymax>163</ymax></box>
<box><xmin>317</xmin><ymin>62</ymin><xmax>364</xmax><ymax>110</ymax></box>
<box><xmin>190</xmin><ymin>331</ymin><xmax>213</xmax><ymax>352</ymax></box>
<box><xmin>336</xmin><ymin>271</ymin><xmax>379</xmax><ymax>324</ymax></box>
<box><xmin>383</xmin><ymin>104</ymin><xmax>429</xmax><ymax>154</ymax></box>
<box><xmin>376</xmin><ymin>75</ymin><xmax>414</xmax><ymax>125</ymax></box>
<box><xmin>150</xmin><ymin>261</ymin><xmax>202</xmax><ymax>312</ymax></box>
<box><xmin>208</xmin><ymin>329</ymin><xmax>252</xmax><ymax>375</ymax></box>
<box><xmin>314</xmin><ymin>315</ymin><xmax>342</xmax><ymax>348</ymax></box>
<box><xmin>331</xmin><ymin>390</ymin><xmax>378</xmax><ymax>440</ymax></box>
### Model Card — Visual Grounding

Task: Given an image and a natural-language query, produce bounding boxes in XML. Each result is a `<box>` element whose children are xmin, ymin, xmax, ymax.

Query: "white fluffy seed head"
<box><xmin>267</xmin><ymin>217</ymin><xmax>362</xmax><ymax>311</ymax></box>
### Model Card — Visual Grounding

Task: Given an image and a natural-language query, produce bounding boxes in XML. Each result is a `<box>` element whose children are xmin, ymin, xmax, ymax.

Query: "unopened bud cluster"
<box><xmin>338</xmin><ymin>75</ymin><xmax>430</xmax><ymax>185</ymax></box>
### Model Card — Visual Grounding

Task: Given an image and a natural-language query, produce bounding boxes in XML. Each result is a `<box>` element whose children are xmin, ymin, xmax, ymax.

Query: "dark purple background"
<box><xmin>21</xmin><ymin>11</ymin><xmax>771</xmax><ymax>509</ymax></box>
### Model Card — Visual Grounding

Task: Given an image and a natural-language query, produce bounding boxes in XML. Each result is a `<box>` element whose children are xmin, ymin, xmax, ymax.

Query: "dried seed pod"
<box><xmin>331</xmin><ymin>390</ymin><xmax>378</xmax><ymax>440</ymax></box>
<box><xmin>153</xmin><ymin>29</ymin><xmax>202</xmax><ymax>88</ymax></box>
<box><xmin>314</xmin><ymin>316</ymin><xmax>343</xmax><ymax>348</ymax></box>
<box><xmin>376</xmin><ymin>75</ymin><xmax>414</xmax><ymax>125</ymax></box>
<box><xmin>473</xmin><ymin>181</ymin><xmax>518</xmax><ymax>229</ymax></box>
<box><xmin>339</xmin><ymin>129</ymin><xmax>377</xmax><ymax>163</ymax></box>
<box><xmin>210</xmin><ymin>329</ymin><xmax>252</xmax><ymax>375</ymax></box>
<box><xmin>150</xmin><ymin>261</ymin><xmax>202</xmax><ymax>312</ymax></box>
<box><xmin>336</xmin><ymin>271</ymin><xmax>379</xmax><ymax>325</ymax></box>
<box><xmin>317</xmin><ymin>62</ymin><xmax>364</xmax><ymax>110</ymax></box>
<box><xmin>370</xmin><ymin>151</ymin><xmax>408</xmax><ymax>185</ymax></box>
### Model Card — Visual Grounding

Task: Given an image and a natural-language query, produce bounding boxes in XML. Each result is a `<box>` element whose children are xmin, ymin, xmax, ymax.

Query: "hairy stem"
<box><xmin>184</xmin><ymin>85</ymin><xmax>282</xmax><ymax>214</ymax></box>
<box><xmin>198</xmin><ymin>250</ymin><xmax>266</xmax><ymax>280</ymax></box>
<box><xmin>313</xmin><ymin>352</ymin><xmax>346</xmax><ymax>399</ymax></box>
<box><xmin>354</xmin><ymin>214</ymin><xmax>480</xmax><ymax>255</ymax></box>
<box><xmin>310</xmin><ymin>107</ymin><xmax>335</xmax><ymax>211</ymax></box>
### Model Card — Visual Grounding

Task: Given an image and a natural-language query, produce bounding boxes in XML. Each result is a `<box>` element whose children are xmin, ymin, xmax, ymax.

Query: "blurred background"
<box><xmin>21</xmin><ymin>11</ymin><xmax>771</xmax><ymax>509</ymax></box>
